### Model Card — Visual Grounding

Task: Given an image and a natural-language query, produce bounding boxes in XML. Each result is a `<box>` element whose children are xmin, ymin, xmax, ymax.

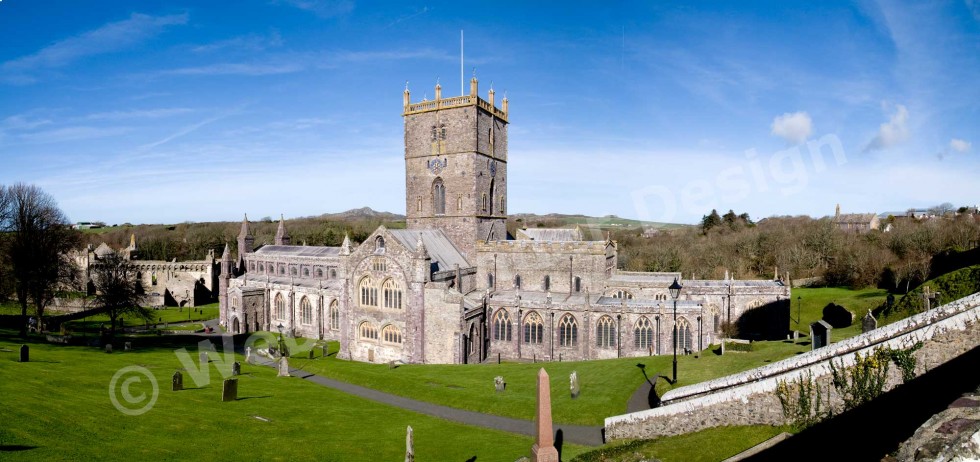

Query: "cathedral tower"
<box><xmin>402</xmin><ymin>77</ymin><xmax>509</xmax><ymax>261</ymax></box>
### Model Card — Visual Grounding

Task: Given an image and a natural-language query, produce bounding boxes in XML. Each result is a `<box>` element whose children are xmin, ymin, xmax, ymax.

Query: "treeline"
<box><xmin>84</xmin><ymin>216</ymin><xmax>407</xmax><ymax>262</ymax></box>
<box><xmin>615</xmin><ymin>213</ymin><xmax>980</xmax><ymax>291</ymax></box>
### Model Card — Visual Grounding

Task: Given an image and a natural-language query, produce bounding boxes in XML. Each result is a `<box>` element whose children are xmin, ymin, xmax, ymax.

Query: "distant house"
<box><xmin>832</xmin><ymin>204</ymin><xmax>879</xmax><ymax>233</ymax></box>
<box><xmin>73</xmin><ymin>221</ymin><xmax>105</xmax><ymax>230</ymax></box>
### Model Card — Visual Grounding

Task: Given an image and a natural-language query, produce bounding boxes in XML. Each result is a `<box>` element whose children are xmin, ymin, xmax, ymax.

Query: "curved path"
<box><xmin>254</xmin><ymin>355</ymin><xmax>605</xmax><ymax>447</ymax></box>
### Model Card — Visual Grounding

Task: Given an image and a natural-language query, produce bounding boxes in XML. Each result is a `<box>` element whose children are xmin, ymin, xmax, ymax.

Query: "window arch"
<box><xmin>359</xmin><ymin>277</ymin><xmax>378</xmax><ymax>307</ymax></box>
<box><xmin>359</xmin><ymin>322</ymin><xmax>378</xmax><ymax>341</ymax></box>
<box><xmin>514</xmin><ymin>274</ymin><xmax>522</xmax><ymax>289</ymax></box>
<box><xmin>300</xmin><ymin>297</ymin><xmax>312</xmax><ymax>324</ymax></box>
<box><xmin>492</xmin><ymin>309</ymin><xmax>511</xmax><ymax>341</ymax></box>
<box><xmin>258</xmin><ymin>263</ymin><xmax>264</xmax><ymax>272</ymax></box>
<box><xmin>611</xmin><ymin>290</ymin><xmax>633</xmax><ymax>299</ymax></box>
<box><xmin>655</xmin><ymin>294</ymin><xmax>667</xmax><ymax>301</ymax></box>
<box><xmin>676</xmin><ymin>318</ymin><xmax>693</xmax><ymax>352</ymax></box>
<box><xmin>375</xmin><ymin>236</ymin><xmax>385</xmax><ymax>253</ymax></box>
<box><xmin>433</xmin><ymin>178</ymin><xmax>446</xmax><ymax>215</ymax></box>
<box><xmin>330</xmin><ymin>268</ymin><xmax>337</xmax><ymax>279</ymax></box>
<box><xmin>316</xmin><ymin>268</ymin><xmax>323</xmax><ymax>278</ymax></box>
<box><xmin>596</xmin><ymin>315</ymin><xmax>616</xmax><ymax>348</ymax></box>
<box><xmin>635</xmin><ymin>316</ymin><xmax>654</xmax><ymax>349</ymax></box>
<box><xmin>382</xmin><ymin>279</ymin><xmax>403</xmax><ymax>309</ymax></box>
<box><xmin>573</xmin><ymin>276</ymin><xmax>582</xmax><ymax>293</ymax></box>
<box><xmin>711</xmin><ymin>306</ymin><xmax>720</xmax><ymax>332</ymax></box>
<box><xmin>303</xmin><ymin>267</ymin><xmax>310</xmax><ymax>277</ymax></box>
<box><xmin>558</xmin><ymin>314</ymin><xmax>578</xmax><ymax>347</ymax></box>
<box><xmin>487</xmin><ymin>273</ymin><xmax>495</xmax><ymax>289</ymax></box>
<box><xmin>329</xmin><ymin>300</ymin><xmax>339</xmax><ymax>330</ymax></box>
<box><xmin>290</xmin><ymin>266</ymin><xmax>297</xmax><ymax>276</ymax></box>
<box><xmin>382</xmin><ymin>325</ymin><xmax>402</xmax><ymax>344</ymax></box>
<box><xmin>523</xmin><ymin>311</ymin><xmax>544</xmax><ymax>344</ymax></box>
<box><xmin>274</xmin><ymin>293</ymin><xmax>285</xmax><ymax>319</ymax></box>
<box><xmin>543</xmin><ymin>275</ymin><xmax>551</xmax><ymax>291</ymax></box>
<box><xmin>500</xmin><ymin>196</ymin><xmax>505</xmax><ymax>214</ymax></box>
<box><xmin>279</xmin><ymin>265</ymin><xmax>286</xmax><ymax>275</ymax></box>
<box><xmin>489</xmin><ymin>179</ymin><xmax>496</xmax><ymax>215</ymax></box>
<box><xmin>481</xmin><ymin>193</ymin><xmax>488</xmax><ymax>212</ymax></box>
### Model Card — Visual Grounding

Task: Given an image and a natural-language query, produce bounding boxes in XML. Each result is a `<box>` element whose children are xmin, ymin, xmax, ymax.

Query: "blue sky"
<box><xmin>1</xmin><ymin>1</ymin><xmax>977</xmax><ymax>225</ymax></box>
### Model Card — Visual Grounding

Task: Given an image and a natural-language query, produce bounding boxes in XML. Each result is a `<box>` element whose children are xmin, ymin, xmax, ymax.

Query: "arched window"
<box><xmin>300</xmin><ymin>297</ymin><xmax>312</xmax><ymax>324</ymax></box>
<box><xmin>382</xmin><ymin>279</ymin><xmax>403</xmax><ymax>309</ymax></box>
<box><xmin>258</xmin><ymin>263</ymin><xmax>264</xmax><ymax>272</ymax></box>
<box><xmin>316</xmin><ymin>268</ymin><xmax>323</xmax><ymax>278</ymax></box>
<box><xmin>676</xmin><ymin>318</ymin><xmax>693</xmax><ymax>352</ymax></box>
<box><xmin>514</xmin><ymin>275</ymin><xmax>522</xmax><ymax>289</ymax></box>
<box><xmin>500</xmin><ymin>196</ymin><xmax>505</xmax><ymax>214</ymax></box>
<box><xmin>711</xmin><ymin>306</ymin><xmax>720</xmax><ymax>332</ymax></box>
<box><xmin>558</xmin><ymin>314</ymin><xmax>578</xmax><ymax>347</ymax></box>
<box><xmin>492</xmin><ymin>309</ymin><xmax>511</xmax><ymax>341</ymax></box>
<box><xmin>611</xmin><ymin>290</ymin><xmax>633</xmax><ymax>300</ymax></box>
<box><xmin>279</xmin><ymin>266</ymin><xmax>286</xmax><ymax>275</ymax></box>
<box><xmin>359</xmin><ymin>322</ymin><xmax>378</xmax><ymax>341</ymax></box>
<box><xmin>290</xmin><ymin>266</ymin><xmax>297</xmax><ymax>276</ymax></box>
<box><xmin>523</xmin><ymin>311</ymin><xmax>543</xmax><ymax>344</ymax></box>
<box><xmin>375</xmin><ymin>236</ymin><xmax>386</xmax><ymax>253</ymax></box>
<box><xmin>574</xmin><ymin>276</ymin><xmax>582</xmax><ymax>293</ymax></box>
<box><xmin>382</xmin><ymin>325</ymin><xmax>402</xmax><ymax>344</ymax></box>
<box><xmin>543</xmin><ymin>275</ymin><xmax>551</xmax><ymax>291</ymax></box>
<box><xmin>359</xmin><ymin>277</ymin><xmax>378</xmax><ymax>307</ymax></box>
<box><xmin>303</xmin><ymin>268</ymin><xmax>310</xmax><ymax>277</ymax></box>
<box><xmin>330</xmin><ymin>268</ymin><xmax>337</xmax><ymax>279</ymax></box>
<box><xmin>489</xmin><ymin>179</ymin><xmax>496</xmax><ymax>215</ymax></box>
<box><xmin>487</xmin><ymin>273</ymin><xmax>495</xmax><ymax>289</ymax></box>
<box><xmin>481</xmin><ymin>193</ymin><xmax>488</xmax><ymax>212</ymax></box>
<box><xmin>433</xmin><ymin>178</ymin><xmax>445</xmax><ymax>215</ymax></box>
<box><xmin>274</xmin><ymin>293</ymin><xmax>285</xmax><ymax>319</ymax></box>
<box><xmin>329</xmin><ymin>300</ymin><xmax>339</xmax><ymax>330</ymax></box>
<box><xmin>596</xmin><ymin>315</ymin><xmax>616</xmax><ymax>348</ymax></box>
<box><xmin>635</xmin><ymin>316</ymin><xmax>654</xmax><ymax>349</ymax></box>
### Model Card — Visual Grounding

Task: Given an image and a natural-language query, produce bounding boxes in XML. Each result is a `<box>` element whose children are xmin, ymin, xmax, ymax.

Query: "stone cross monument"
<box><xmin>405</xmin><ymin>425</ymin><xmax>414</xmax><ymax>462</ymax></box>
<box><xmin>531</xmin><ymin>368</ymin><xmax>559</xmax><ymax>462</ymax></box>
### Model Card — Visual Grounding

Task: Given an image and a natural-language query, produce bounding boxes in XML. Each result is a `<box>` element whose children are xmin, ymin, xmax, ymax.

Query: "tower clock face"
<box><xmin>489</xmin><ymin>160</ymin><xmax>497</xmax><ymax>177</ymax></box>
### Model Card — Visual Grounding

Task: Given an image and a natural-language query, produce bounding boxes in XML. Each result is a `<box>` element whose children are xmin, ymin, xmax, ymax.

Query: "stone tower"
<box><xmin>218</xmin><ymin>243</ymin><xmax>232</xmax><ymax>325</ymax></box>
<box><xmin>402</xmin><ymin>76</ymin><xmax>509</xmax><ymax>261</ymax></box>
<box><xmin>237</xmin><ymin>214</ymin><xmax>254</xmax><ymax>272</ymax></box>
<box><xmin>275</xmin><ymin>214</ymin><xmax>291</xmax><ymax>246</ymax></box>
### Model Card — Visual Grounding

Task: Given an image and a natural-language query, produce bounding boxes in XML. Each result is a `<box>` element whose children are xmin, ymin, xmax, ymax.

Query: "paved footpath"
<box><xmin>254</xmin><ymin>355</ymin><xmax>605</xmax><ymax>447</ymax></box>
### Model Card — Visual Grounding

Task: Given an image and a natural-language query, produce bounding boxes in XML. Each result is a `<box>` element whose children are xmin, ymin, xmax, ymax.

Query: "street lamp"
<box><xmin>669</xmin><ymin>277</ymin><xmax>683</xmax><ymax>383</ymax></box>
<box><xmin>277</xmin><ymin>322</ymin><xmax>284</xmax><ymax>357</ymax></box>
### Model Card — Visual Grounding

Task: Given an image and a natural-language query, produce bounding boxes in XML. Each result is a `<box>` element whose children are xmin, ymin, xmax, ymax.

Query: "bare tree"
<box><xmin>3</xmin><ymin>184</ymin><xmax>81</xmax><ymax>336</ymax></box>
<box><xmin>92</xmin><ymin>252</ymin><xmax>150</xmax><ymax>336</ymax></box>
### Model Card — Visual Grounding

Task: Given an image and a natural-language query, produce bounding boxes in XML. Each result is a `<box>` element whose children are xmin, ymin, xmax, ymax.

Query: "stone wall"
<box><xmin>604</xmin><ymin>292</ymin><xmax>980</xmax><ymax>440</ymax></box>
<box><xmin>475</xmin><ymin>240</ymin><xmax>610</xmax><ymax>294</ymax></box>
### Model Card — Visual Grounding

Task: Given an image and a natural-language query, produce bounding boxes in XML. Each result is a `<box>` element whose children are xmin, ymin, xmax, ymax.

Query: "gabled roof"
<box><xmin>833</xmin><ymin>213</ymin><xmax>877</xmax><ymax>224</ymax></box>
<box><xmin>516</xmin><ymin>227</ymin><xmax>585</xmax><ymax>242</ymax></box>
<box><xmin>388</xmin><ymin>229</ymin><xmax>470</xmax><ymax>271</ymax></box>
<box><xmin>253</xmin><ymin>245</ymin><xmax>341</xmax><ymax>258</ymax></box>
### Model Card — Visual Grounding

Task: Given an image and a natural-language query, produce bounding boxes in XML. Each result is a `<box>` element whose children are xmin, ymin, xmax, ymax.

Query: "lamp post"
<box><xmin>669</xmin><ymin>277</ymin><xmax>683</xmax><ymax>383</ymax></box>
<box><xmin>277</xmin><ymin>322</ymin><xmax>284</xmax><ymax>357</ymax></box>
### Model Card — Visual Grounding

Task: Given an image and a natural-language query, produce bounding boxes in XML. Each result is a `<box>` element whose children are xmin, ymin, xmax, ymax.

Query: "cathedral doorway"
<box><xmin>232</xmin><ymin>317</ymin><xmax>240</xmax><ymax>334</ymax></box>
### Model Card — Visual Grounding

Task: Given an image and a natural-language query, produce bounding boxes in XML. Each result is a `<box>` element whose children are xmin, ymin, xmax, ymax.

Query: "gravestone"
<box><xmin>19</xmin><ymin>344</ymin><xmax>28</xmax><ymax>362</ymax></box>
<box><xmin>720</xmin><ymin>340</ymin><xmax>725</xmax><ymax>355</ymax></box>
<box><xmin>321</xmin><ymin>345</ymin><xmax>328</xmax><ymax>357</ymax></box>
<box><xmin>405</xmin><ymin>425</ymin><xmax>414</xmax><ymax>462</ymax></box>
<box><xmin>245</xmin><ymin>347</ymin><xmax>252</xmax><ymax>364</ymax></box>
<box><xmin>105</xmin><ymin>344</ymin><xmax>113</xmax><ymax>354</ymax></box>
<box><xmin>531</xmin><ymin>368</ymin><xmax>559</xmax><ymax>462</ymax></box>
<box><xmin>494</xmin><ymin>376</ymin><xmax>506</xmax><ymax>392</ymax></box>
<box><xmin>208</xmin><ymin>341</ymin><xmax>216</xmax><ymax>352</ymax></box>
<box><xmin>278</xmin><ymin>357</ymin><xmax>290</xmax><ymax>377</ymax></box>
<box><xmin>222</xmin><ymin>378</ymin><xmax>238</xmax><ymax>402</ymax></box>
<box><xmin>570</xmin><ymin>371</ymin><xmax>580</xmax><ymax>399</ymax></box>
<box><xmin>862</xmin><ymin>310</ymin><xmax>878</xmax><ymax>333</ymax></box>
<box><xmin>199</xmin><ymin>352</ymin><xmax>208</xmax><ymax>365</ymax></box>
<box><xmin>308</xmin><ymin>349</ymin><xmax>314</xmax><ymax>359</ymax></box>
<box><xmin>172</xmin><ymin>371</ymin><xmax>183</xmax><ymax>391</ymax></box>
<box><xmin>810</xmin><ymin>320</ymin><xmax>832</xmax><ymax>350</ymax></box>
<box><xmin>124</xmin><ymin>342</ymin><xmax>132</xmax><ymax>351</ymax></box>
<box><xmin>232</xmin><ymin>361</ymin><xmax>241</xmax><ymax>376</ymax></box>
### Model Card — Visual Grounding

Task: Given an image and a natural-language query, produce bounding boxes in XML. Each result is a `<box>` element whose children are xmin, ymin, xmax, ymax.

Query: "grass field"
<box><xmin>571</xmin><ymin>425</ymin><xmax>792</xmax><ymax>462</ymax></box>
<box><xmin>791</xmin><ymin>287</ymin><xmax>889</xmax><ymax>340</ymax></box>
<box><xmin>63</xmin><ymin>304</ymin><xmax>219</xmax><ymax>332</ymax></box>
<box><xmin>0</xmin><ymin>333</ymin><xmax>586</xmax><ymax>461</ymax></box>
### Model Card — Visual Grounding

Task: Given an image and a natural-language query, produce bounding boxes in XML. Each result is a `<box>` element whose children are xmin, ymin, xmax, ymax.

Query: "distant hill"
<box><xmin>509</xmin><ymin>212</ymin><xmax>688</xmax><ymax>230</ymax></box>
<box><xmin>314</xmin><ymin>207</ymin><xmax>405</xmax><ymax>222</ymax></box>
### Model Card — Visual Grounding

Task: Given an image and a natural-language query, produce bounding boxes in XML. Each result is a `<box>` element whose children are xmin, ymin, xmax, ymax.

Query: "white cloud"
<box><xmin>950</xmin><ymin>138</ymin><xmax>972</xmax><ymax>153</ymax></box>
<box><xmin>770</xmin><ymin>111</ymin><xmax>813</xmax><ymax>145</ymax></box>
<box><xmin>864</xmin><ymin>104</ymin><xmax>909</xmax><ymax>152</ymax></box>
<box><xmin>275</xmin><ymin>0</ymin><xmax>354</xmax><ymax>18</ymax></box>
<box><xmin>1</xmin><ymin>13</ymin><xmax>188</xmax><ymax>82</ymax></box>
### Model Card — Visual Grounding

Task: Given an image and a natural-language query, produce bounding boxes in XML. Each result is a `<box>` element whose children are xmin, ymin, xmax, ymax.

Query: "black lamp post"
<box><xmin>277</xmin><ymin>322</ymin><xmax>284</xmax><ymax>357</ymax></box>
<box><xmin>669</xmin><ymin>277</ymin><xmax>683</xmax><ymax>383</ymax></box>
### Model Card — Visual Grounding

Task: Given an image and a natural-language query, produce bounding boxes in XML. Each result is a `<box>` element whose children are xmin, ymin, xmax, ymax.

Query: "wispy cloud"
<box><xmin>950</xmin><ymin>138</ymin><xmax>971</xmax><ymax>153</ymax></box>
<box><xmin>191</xmin><ymin>31</ymin><xmax>283</xmax><ymax>53</ymax></box>
<box><xmin>16</xmin><ymin>126</ymin><xmax>131</xmax><ymax>144</ymax></box>
<box><xmin>864</xmin><ymin>103</ymin><xmax>909</xmax><ymax>152</ymax></box>
<box><xmin>155</xmin><ymin>62</ymin><xmax>305</xmax><ymax>77</ymax></box>
<box><xmin>82</xmin><ymin>108</ymin><xmax>194</xmax><ymax>121</ymax></box>
<box><xmin>274</xmin><ymin>0</ymin><xmax>354</xmax><ymax>18</ymax></box>
<box><xmin>1</xmin><ymin>13</ymin><xmax>188</xmax><ymax>83</ymax></box>
<box><xmin>139</xmin><ymin>107</ymin><xmax>246</xmax><ymax>151</ymax></box>
<box><xmin>332</xmin><ymin>48</ymin><xmax>452</xmax><ymax>62</ymax></box>
<box><xmin>385</xmin><ymin>6</ymin><xmax>430</xmax><ymax>29</ymax></box>
<box><xmin>770</xmin><ymin>111</ymin><xmax>813</xmax><ymax>145</ymax></box>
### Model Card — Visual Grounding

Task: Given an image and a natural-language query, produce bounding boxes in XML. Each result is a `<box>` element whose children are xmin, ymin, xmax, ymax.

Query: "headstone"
<box><xmin>810</xmin><ymin>320</ymin><xmax>832</xmax><ymax>350</ymax></box>
<box><xmin>222</xmin><ymin>378</ymin><xmax>238</xmax><ymax>402</ymax></box>
<box><xmin>232</xmin><ymin>361</ymin><xmax>241</xmax><ymax>376</ymax></box>
<box><xmin>321</xmin><ymin>345</ymin><xmax>328</xmax><ymax>357</ymax></box>
<box><xmin>209</xmin><ymin>341</ymin><xmax>216</xmax><ymax>352</ymax></box>
<box><xmin>172</xmin><ymin>371</ymin><xmax>183</xmax><ymax>391</ymax></box>
<box><xmin>531</xmin><ymin>368</ymin><xmax>559</xmax><ymax>462</ymax></box>
<box><xmin>19</xmin><ymin>344</ymin><xmax>28</xmax><ymax>362</ymax></box>
<box><xmin>278</xmin><ymin>357</ymin><xmax>290</xmax><ymax>377</ymax></box>
<box><xmin>494</xmin><ymin>376</ymin><xmax>506</xmax><ymax>392</ymax></box>
<box><xmin>124</xmin><ymin>342</ymin><xmax>132</xmax><ymax>351</ymax></box>
<box><xmin>199</xmin><ymin>352</ymin><xmax>208</xmax><ymax>365</ymax></box>
<box><xmin>570</xmin><ymin>371</ymin><xmax>580</xmax><ymax>399</ymax></box>
<box><xmin>245</xmin><ymin>347</ymin><xmax>252</xmax><ymax>364</ymax></box>
<box><xmin>405</xmin><ymin>425</ymin><xmax>414</xmax><ymax>462</ymax></box>
<box><xmin>720</xmin><ymin>340</ymin><xmax>725</xmax><ymax>355</ymax></box>
<box><xmin>105</xmin><ymin>344</ymin><xmax>113</xmax><ymax>354</ymax></box>
<box><xmin>308</xmin><ymin>349</ymin><xmax>314</xmax><ymax>359</ymax></box>
<box><xmin>862</xmin><ymin>310</ymin><xmax>878</xmax><ymax>333</ymax></box>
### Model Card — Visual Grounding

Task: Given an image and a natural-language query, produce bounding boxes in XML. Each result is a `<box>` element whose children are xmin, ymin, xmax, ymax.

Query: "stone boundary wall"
<box><xmin>604</xmin><ymin>292</ymin><xmax>980</xmax><ymax>440</ymax></box>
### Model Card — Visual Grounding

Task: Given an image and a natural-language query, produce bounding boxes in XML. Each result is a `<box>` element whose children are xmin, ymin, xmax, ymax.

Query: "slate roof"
<box><xmin>253</xmin><ymin>245</ymin><xmax>341</xmax><ymax>258</ymax></box>
<box><xmin>240</xmin><ymin>274</ymin><xmax>345</xmax><ymax>290</ymax></box>
<box><xmin>516</xmin><ymin>228</ymin><xmax>585</xmax><ymax>241</ymax></box>
<box><xmin>388</xmin><ymin>229</ymin><xmax>470</xmax><ymax>271</ymax></box>
<box><xmin>833</xmin><ymin>213</ymin><xmax>877</xmax><ymax>224</ymax></box>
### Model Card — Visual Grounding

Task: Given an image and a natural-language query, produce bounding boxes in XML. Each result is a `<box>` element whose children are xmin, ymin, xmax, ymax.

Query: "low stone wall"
<box><xmin>604</xmin><ymin>292</ymin><xmax>980</xmax><ymax>440</ymax></box>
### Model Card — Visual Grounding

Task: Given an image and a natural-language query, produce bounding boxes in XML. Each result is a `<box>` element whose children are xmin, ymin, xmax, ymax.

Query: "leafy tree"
<box><xmin>1</xmin><ymin>184</ymin><xmax>80</xmax><ymax>336</ymax></box>
<box><xmin>701</xmin><ymin>209</ymin><xmax>722</xmax><ymax>234</ymax></box>
<box><xmin>92</xmin><ymin>252</ymin><xmax>151</xmax><ymax>336</ymax></box>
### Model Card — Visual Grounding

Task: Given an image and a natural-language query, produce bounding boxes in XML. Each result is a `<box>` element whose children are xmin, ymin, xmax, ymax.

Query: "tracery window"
<box><xmin>558</xmin><ymin>314</ymin><xmax>578</xmax><ymax>347</ymax></box>
<box><xmin>492</xmin><ymin>309</ymin><xmax>512</xmax><ymax>341</ymax></box>
<box><xmin>523</xmin><ymin>311</ymin><xmax>543</xmax><ymax>344</ymax></box>
<box><xmin>596</xmin><ymin>315</ymin><xmax>616</xmax><ymax>348</ymax></box>
<box><xmin>634</xmin><ymin>316</ymin><xmax>654</xmax><ymax>349</ymax></box>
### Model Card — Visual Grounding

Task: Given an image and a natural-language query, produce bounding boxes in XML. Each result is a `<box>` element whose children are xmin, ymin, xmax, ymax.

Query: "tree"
<box><xmin>2</xmin><ymin>184</ymin><xmax>80</xmax><ymax>336</ymax></box>
<box><xmin>92</xmin><ymin>252</ymin><xmax>151</xmax><ymax>336</ymax></box>
<box><xmin>701</xmin><ymin>209</ymin><xmax>722</xmax><ymax>234</ymax></box>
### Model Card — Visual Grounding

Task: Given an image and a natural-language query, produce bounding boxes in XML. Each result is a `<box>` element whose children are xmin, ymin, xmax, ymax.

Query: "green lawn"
<box><xmin>0</xmin><ymin>333</ymin><xmax>587</xmax><ymax>461</ymax></box>
<box><xmin>572</xmin><ymin>425</ymin><xmax>791</xmax><ymax>462</ymax></box>
<box><xmin>63</xmin><ymin>304</ymin><xmax>219</xmax><ymax>332</ymax></box>
<box><xmin>791</xmin><ymin>287</ymin><xmax>889</xmax><ymax>340</ymax></box>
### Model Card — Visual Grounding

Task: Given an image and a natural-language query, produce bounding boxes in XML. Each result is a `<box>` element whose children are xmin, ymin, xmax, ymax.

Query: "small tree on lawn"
<box><xmin>93</xmin><ymin>252</ymin><xmax>150</xmax><ymax>336</ymax></box>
